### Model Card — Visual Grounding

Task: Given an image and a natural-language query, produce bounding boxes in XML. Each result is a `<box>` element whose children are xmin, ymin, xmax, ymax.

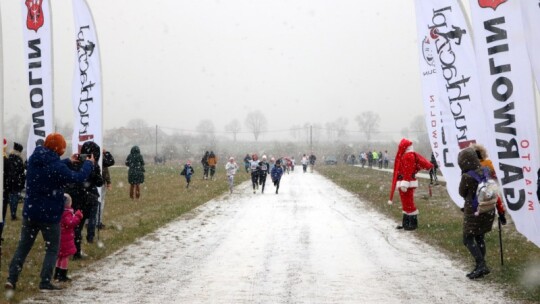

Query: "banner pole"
<box><xmin>498</xmin><ymin>219</ymin><xmax>504</xmax><ymax>266</ymax></box>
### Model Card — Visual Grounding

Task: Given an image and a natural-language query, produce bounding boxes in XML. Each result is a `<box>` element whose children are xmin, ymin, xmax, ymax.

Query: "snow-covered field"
<box><xmin>24</xmin><ymin>169</ymin><xmax>515</xmax><ymax>303</ymax></box>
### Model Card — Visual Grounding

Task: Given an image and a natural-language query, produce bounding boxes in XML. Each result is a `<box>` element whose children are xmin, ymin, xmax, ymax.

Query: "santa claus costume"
<box><xmin>388</xmin><ymin>138</ymin><xmax>433</xmax><ymax>230</ymax></box>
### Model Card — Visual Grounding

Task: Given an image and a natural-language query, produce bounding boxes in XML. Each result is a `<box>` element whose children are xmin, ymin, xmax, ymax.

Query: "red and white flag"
<box><xmin>520</xmin><ymin>0</ymin><xmax>540</xmax><ymax>90</ymax></box>
<box><xmin>470</xmin><ymin>0</ymin><xmax>540</xmax><ymax>247</ymax></box>
<box><xmin>415</xmin><ymin>0</ymin><xmax>490</xmax><ymax>208</ymax></box>
<box><xmin>71</xmin><ymin>0</ymin><xmax>102</xmax><ymax>155</ymax></box>
<box><xmin>21</xmin><ymin>0</ymin><xmax>54</xmax><ymax>158</ymax></box>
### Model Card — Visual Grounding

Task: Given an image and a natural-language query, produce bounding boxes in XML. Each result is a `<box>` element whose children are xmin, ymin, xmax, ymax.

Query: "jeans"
<box><xmin>8</xmin><ymin>218</ymin><xmax>61</xmax><ymax>285</ymax></box>
<box><xmin>9</xmin><ymin>192</ymin><xmax>21</xmax><ymax>219</ymax></box>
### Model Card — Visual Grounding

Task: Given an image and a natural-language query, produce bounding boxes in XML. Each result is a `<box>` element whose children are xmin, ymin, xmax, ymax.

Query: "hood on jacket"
<box><xmin>458</xmin><ymin>147</ymin><xmax>481</xmax><ymax>173</ymax></box>
<box><xmin>130</xmin><ymin>146</ymin><xmax>140</xmax><ymax>155</ymax></box>
<box><xmin>81</xmin><ymin>141</ymin><xmax>101</xmax><ymax>162</ymax></box>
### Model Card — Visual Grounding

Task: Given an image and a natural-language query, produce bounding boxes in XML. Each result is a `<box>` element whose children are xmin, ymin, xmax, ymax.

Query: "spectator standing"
<box><xmin>1</xmin><ymin>139</ymin><xmax>9</xmax><ymax>240</ymax></box>
<box><xmin>126</xmin><ymin>146</ymin><xmax>145</xmax><ymax>200</ymax></box>
<box><xmin>207</xmin><ymin>151</ymin><xmax>217</xmax><ymax>180</ymax></box>
<box><xmin>65</xmin><ymin>141</ymin><xmax>104</xmax><ymax>258</ymax></box>
<box><xmin>7</xmin><ymin>142</ymin><xmax>26</xmax><ymax>221</ymax></box>
<box><xmin>458</xmin><ymin>147</ymin><xmax>496</xmax><ymax>280</ymax></box>
<box><xmin>383</xmin><ymin>150</ymin><xmax>389</xmax><ymax>169</ymax></box>
<box><xmin>54</xmin><ymin>194</ymin><xmax>82</xmax><ymax>282</ymax></box>
<box><xmin>97</xmin><ymin>149</ymin><xmax>115</xmax><ymax>229</ymax></box>
<box><xmin>429</xmin><ymin>152</ymin><xmax>439</xmax><ymax>185</ymax></box>
<box><xmin>5</xmin><ymin>133</ymin><xmax>94</xmax><ymax>292</ymax></box>
<box><xmin>225</xmin><ymin>157</ymin><xmax>239</xmax><ymax>194</ymax></box>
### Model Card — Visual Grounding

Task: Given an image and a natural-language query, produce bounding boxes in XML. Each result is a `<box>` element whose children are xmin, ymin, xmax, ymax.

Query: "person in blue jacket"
<box><xmin>5</xmin><ymin>133</ymin><xmax>94</xmax><ymax>292</ymax></box>
<box><xmin>271</xmin><ymin>159</ymin><xmax>284</xmax><ymax>194</ymax></box>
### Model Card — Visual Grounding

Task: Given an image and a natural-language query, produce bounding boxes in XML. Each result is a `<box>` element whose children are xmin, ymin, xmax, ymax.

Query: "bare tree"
<box><xmin>409</xmin><ymin>115</ymin><xmax>430</xmax><ymax>156</ymax></box>
<box><xmin>355</xmin><ymin>111</ymin><xmax>380</xmax><ymax>143</ymax></box>
<box><xmin>325</xmin><ymin>117</ymin><xmax>348</xmax><ymax>141</ymax></box>
<box><xmin>224</xmin><ymin>119</ymin><xmax>241</xmax><ymax>141</ymax></box>
<box><xmin>245</xmin><ymin>111</ymin><xmax>268</xmax><ymax>141</ymax></box>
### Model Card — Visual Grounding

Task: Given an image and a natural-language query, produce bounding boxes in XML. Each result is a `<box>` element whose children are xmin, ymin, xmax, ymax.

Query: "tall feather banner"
<box><xmin>414</xmin><ymin>0</ymin><xmax>490</xmax><ymax>208</ymax></box>
<box><xmin>21</xmin><ymin>0</ymin><xmax>54</xmax><ymax>158</ymax></box>
<box><xmin>71</xmin><ymin>0</ymin><xmax>102</xmax><ymax>156</ymax></box>
<box><xmin>469</xmin><ymin>0</ymin><xmax>540</xmax><ymax>247</ymax></box>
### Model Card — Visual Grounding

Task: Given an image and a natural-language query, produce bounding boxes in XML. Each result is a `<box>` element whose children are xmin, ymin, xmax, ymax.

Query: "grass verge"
<box><xmin>317</xmin><ymin>164</ymin><xmax>540</xmax><ymax>303</ymax></box>
<box><xmin>1</xmin><ymin>163</ymin><xmax>249</xmax><ymax>303</ymax></box>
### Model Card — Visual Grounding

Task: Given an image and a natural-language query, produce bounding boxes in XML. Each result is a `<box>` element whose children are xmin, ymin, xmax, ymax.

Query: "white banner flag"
<box><xmin>470</xmin><ymin>0</ymin><xmax>540</xmax><ymax>247</ymax></box>
<box><xmin>520</xmin><ymin>0</ymin><xmax>540</xmax><ymax>90</ymax></box>
<box><xmin>71</xmin><ymin>0</ymin><xmax>102</xmax><ymax>155</ymax></box>
<box><xmin>21</xmin><ymin>0</ymin><xmax>54</xmax><ymax>158</ymax></box>
<box><xmin>1</xmin><ymin>5</ymin><xmax>4</xmax><ymax>224</ymax></box>
<box><xmin>415</xmin><ymin>0</ymin><xmax>490</xmax><ymax>208</ymax></box>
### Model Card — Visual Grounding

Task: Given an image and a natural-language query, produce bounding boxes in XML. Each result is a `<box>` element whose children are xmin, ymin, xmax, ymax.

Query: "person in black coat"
<box><xmin>64</xmin><ymin>141</ymin><xmax>104</xmax><ymax>259</ymax></box>
<box><xmin>7</xmin><ymin>142</ymin><xmax>26</xmax><ymax>220</ymax></box>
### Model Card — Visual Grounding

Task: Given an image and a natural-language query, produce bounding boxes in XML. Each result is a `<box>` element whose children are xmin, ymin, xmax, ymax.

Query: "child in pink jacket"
<box><xmin>54</xmin><ymin>194</ymin><xmax>83</xmax><ymax>282</ymax></box>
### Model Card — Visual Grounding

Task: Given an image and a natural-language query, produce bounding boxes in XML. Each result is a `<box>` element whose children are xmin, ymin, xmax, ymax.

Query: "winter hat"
<box><xmin>81</xmin><ymin>141</ymin><xmax>101</xmax><ymax>161</ymax></box>
<box><xmin>13</xmin><ymin>142</ymin><xmax>23</xmax><ymax>153</ymax></box>
<box><xmin>262</xmin><ymin>155</ymin><xmax>267</xmax><ymax>161</ymax></box>
<box><xmin>388</xmin><ymin>138</ymin><xmax>413</xmax><ymax>204</ymax></box>
<box><xmin>44</xmin><ymin>133</ymin><xmax>67</xmax><ymax>156</ymax></box>
<box><xmin>229</xmin><ymin>157</ymin><xmax>234</xmax><ymax>161</ymax></box>
<box><xmin>186</xmin><ymin>160</ymin><xmax>192</xmax><ymax>165</ymax></box>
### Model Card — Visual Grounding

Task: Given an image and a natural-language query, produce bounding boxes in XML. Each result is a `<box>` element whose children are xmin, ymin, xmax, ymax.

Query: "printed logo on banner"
<box><xmin>75</xmin><ymin>25</ymin><xmax>98</xmax><ymax>150</ymax></box>
<box><xmin>478</xmin><ymin>0</ymin><xmax>508</xmax><ymax>10</ymax></box>
<box><xmin>25</xmin><ymin>0</ymin><xmax>45</xmax><ymax>32</ymax></box>
<box><xmin>422</xmin><ymin>37</ymin><xmax>436</xmax><ymax>67</ymax></box>
<box><xmin>428</xmin><ymin>6</ymin><xmax>476</xmax><ymax>149</ymax></box>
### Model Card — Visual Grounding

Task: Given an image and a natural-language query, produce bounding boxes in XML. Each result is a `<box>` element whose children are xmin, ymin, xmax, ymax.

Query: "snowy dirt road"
<box><xmin>25</xmin><ymin>170</ymin><xmax>514</xmax><ymax>304</ymax></box>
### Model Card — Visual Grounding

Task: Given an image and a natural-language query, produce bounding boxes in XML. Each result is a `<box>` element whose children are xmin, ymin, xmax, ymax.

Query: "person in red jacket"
<box><xmin>388</xmin><ymin>138</ymin><xmax>433</xmax><ymax>230</ymax></box>
<box><xmin>54</xmin><ymin>194</ymin><xmax>83</xmax><ymax>282</ymax></box>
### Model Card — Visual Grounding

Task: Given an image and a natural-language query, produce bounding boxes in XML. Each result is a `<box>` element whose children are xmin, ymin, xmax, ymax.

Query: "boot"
<box><xmin>405</xmin><ymin>215</ymin><xmax>418</xmax><ymax>231</ymax></box>
<box><xmin>54</xmin><ymin>267</ymin><xmax>60</xmax><ymax>281</ymax></box>
<box><xmin>468</xmin><ymin>263</ymin><xmax>490</xmax><ymax>280</ymax></box>
<box><xmin>58</xmin><ymin>269</ymin><xmax>72</xmax><ymax>282</ymax></box>
<box><xmin>396</xmin><ymin>214</ymin><xmax>408</xmax><ymax>229</ymax></box>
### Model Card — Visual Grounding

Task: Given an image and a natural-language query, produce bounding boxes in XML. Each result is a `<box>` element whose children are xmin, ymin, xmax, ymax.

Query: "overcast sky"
<box><xmin>2</xmin><ymin>0</ymin><xmax>462</xmax><ymax>141</ymax></box>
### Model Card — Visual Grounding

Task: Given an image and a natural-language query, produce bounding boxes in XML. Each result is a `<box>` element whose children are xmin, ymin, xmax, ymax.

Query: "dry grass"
<box><xmin>317</xmin><ymin>164</ymin><xmax>540</xmax><ymax>303</ymax></box>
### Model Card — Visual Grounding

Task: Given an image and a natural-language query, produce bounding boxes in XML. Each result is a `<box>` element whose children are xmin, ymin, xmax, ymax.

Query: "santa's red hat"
<box><xmin>388</xmin><ymin>138</ymin><xmax>413</xmax><ymax>203</ymax></box>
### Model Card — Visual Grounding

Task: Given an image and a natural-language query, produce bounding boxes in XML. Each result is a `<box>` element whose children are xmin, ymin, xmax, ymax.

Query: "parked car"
<box><xmin>324</xmin><ymin>155</ymin><xmax>338</xmax><ymax>165</ymax></box>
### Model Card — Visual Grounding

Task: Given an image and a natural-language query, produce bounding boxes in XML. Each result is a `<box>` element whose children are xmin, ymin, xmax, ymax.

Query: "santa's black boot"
<box><xmin>405</xmin><ymin>215</ymin><xmax>418</xmax><ymax>231</ymax></box>
<box><xmin>396</xmin><ymin>214</ymin><xmax>408</xmax><ymax>229</ymax></box>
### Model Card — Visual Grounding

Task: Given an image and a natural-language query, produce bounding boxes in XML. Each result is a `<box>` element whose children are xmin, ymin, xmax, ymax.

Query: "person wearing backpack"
<box><xmin>458</xmin><ymin>147</ymin><xmax>496</xmax><ymax>280</ymax></box>
<box><xmin>388</xmin><ymin>138</ymin><xmax>433</xmax><ymax>231</ymax></box>
<box><xmin>470</xmin><ymin>144</ymin><xmax>507</xmax><ymax>225</ymax></box>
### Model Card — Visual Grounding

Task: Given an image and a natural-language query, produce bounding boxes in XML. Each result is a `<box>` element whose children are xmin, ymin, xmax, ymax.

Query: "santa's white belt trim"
<box><xmin>397</xmin><ymin>180</ymin><xmax>418</xmax><ymax>188</ymax></box>
<box><xmin>402</xmin><ymin>210</ymin><xmax>419</xmax><ymax>215</ymax></box>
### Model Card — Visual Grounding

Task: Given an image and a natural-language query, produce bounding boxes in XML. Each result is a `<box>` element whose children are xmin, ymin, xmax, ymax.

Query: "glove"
<box><xmin>499</xmin><ymin>213</ymin><xmax>507</xmax><ymax>225</ymax></box>
<box><xmin>387</xmin><ymin>200</ymin><xmax>393</xmax><ymax>205</ymax></box>
<box><xmin>400</xmin><ymin>186</ymin><xmax>408</xmax><ymax>192</ymax></box>
<box><xmin>75</xmin><ymin>210</ymin><xmax>83</xmax><ymax>218</ymax></box>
